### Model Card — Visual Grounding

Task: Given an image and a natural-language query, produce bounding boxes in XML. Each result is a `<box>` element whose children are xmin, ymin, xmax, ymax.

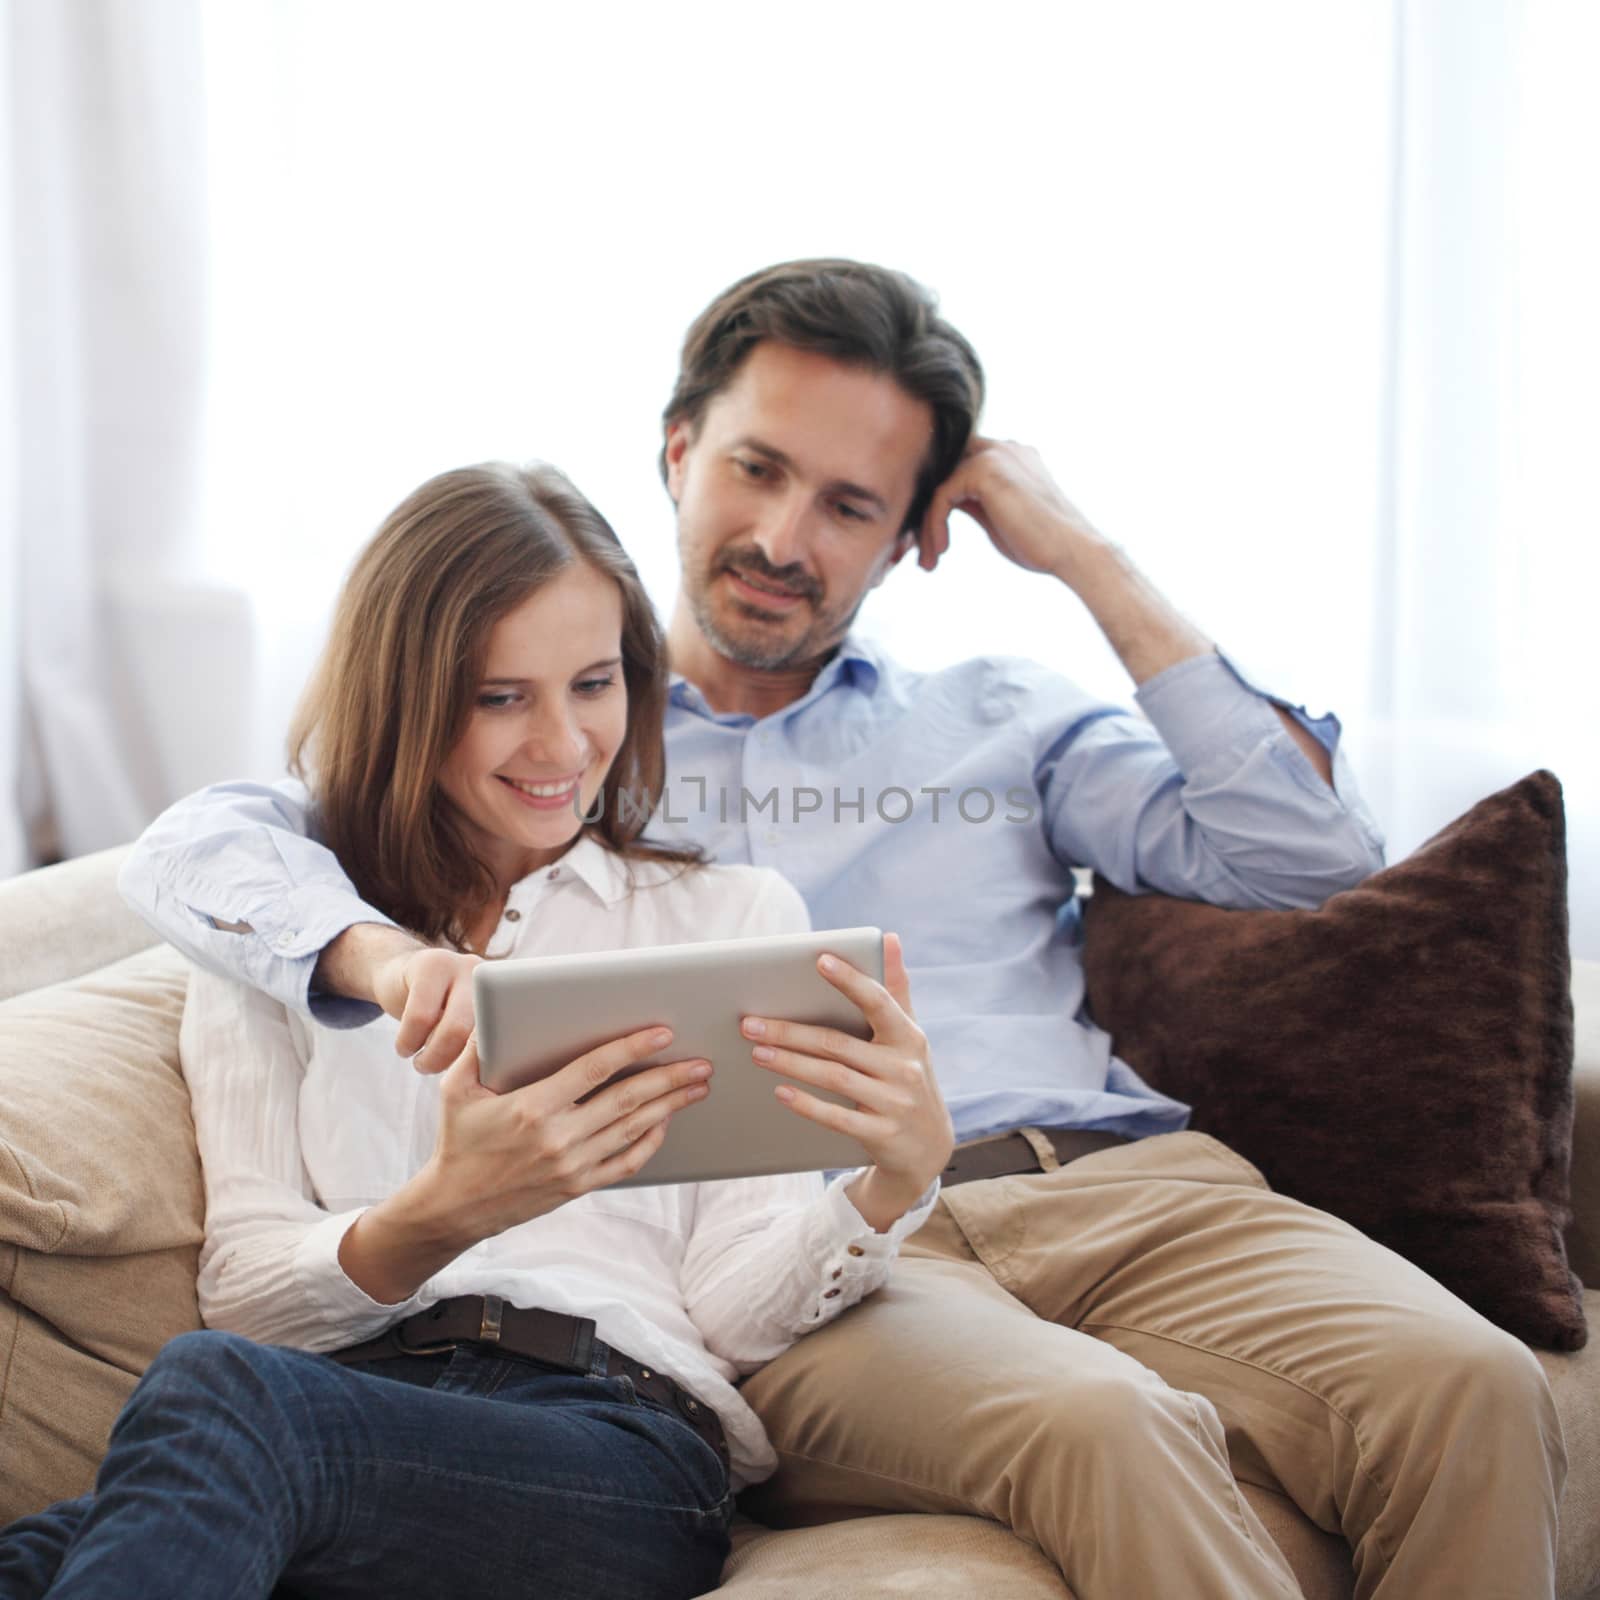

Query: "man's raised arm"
<box><xmin>119</xmin><ymin>779</ymin><xmax>477</xmax><ymax>1068</ymax></box>
<box><xmin>917</xmin><ymin>439</ymin><xmax>1385</xmax><ymax>908</ymax></box>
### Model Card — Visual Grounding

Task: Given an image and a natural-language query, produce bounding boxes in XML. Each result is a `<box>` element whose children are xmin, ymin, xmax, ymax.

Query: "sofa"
<box><xmin>3</xmin><ymin>844</ymin><xmax>1598</xmax><ymax>1599</ymax></box>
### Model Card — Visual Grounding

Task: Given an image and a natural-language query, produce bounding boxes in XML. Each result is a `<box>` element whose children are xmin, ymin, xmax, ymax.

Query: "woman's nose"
<box><xmin>523</xmin><ymin>706</ymin><xmax>586</xmax><ymax>770</ymax></box>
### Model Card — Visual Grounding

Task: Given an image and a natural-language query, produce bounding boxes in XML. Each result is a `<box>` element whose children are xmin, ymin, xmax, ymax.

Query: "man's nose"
<box><xmin>752</xmin><ymin>489</ymin><xmax>812</xmax><ymax>572</ymax></box>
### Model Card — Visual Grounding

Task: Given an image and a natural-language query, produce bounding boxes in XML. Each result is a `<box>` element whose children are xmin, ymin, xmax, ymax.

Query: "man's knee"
<box><xmin>1441</xmin><ymin>1321</ymin><xmax>1562</xmax><ymax>1433</ymax></box>
<box><xmin>1077</xmin><ymin>1362</ymin><xmax>1207</xmax><ymax>1434</ymax></box>
<box><xmin>1385</xmin><ymin>1313</ymin><xmax>1565</xmax><ymax>1480</ymax></box>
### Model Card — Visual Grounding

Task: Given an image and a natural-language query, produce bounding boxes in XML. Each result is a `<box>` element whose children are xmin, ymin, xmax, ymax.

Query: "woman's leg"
<box><xmin>36</xmin><ymin>1330</ymin><xmax>730</xmax><ymax>1600</ymax></box>
<box><xmin>0</xmin><ymin>1496</ymin><xmax>93</xmax><ymax>1599</ymax></box>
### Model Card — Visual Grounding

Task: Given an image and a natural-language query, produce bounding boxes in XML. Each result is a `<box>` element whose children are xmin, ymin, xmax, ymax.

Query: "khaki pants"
<box><xmin>740</xmin><ymin>1132</ymin><xmax>1565</xmax><ymax>1600</ymax></box>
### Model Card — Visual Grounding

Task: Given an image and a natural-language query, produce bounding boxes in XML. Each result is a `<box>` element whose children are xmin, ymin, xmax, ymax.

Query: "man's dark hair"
<box><xmin>660</xmin><ymin>259</ymin><xmax>986</xmax><ymax>537</ymax></box>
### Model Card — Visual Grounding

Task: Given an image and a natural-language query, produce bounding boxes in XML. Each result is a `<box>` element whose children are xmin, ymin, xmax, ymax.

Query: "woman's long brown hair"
<box><xmin>288</xmin><ymin>462</ymin><xmax>698</xmax><ymax>946</ymax></box>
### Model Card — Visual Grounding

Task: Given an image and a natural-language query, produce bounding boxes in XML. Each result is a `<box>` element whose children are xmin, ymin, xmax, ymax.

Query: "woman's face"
<box><xmin>436</xmin><ymin>562</ymin><xmax>630</xmax><ymax>887</ymax></box>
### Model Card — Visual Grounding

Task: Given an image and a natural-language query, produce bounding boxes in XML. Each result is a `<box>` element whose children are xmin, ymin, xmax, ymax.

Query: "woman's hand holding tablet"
<box><xmin>336</xmin><ymin>1026</ymin><xmax>713</xmax><ymax>1304</ymax></box>
<box><xmin>742</xmin><ymin>932</ymin><xmax>954</xmax><ymax>1231</ymax></box>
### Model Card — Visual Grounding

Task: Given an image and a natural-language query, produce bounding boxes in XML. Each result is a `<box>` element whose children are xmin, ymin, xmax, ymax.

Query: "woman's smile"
<box><xmin>496</xmin><ymin>772</ymin><xmax>585</xmax><ymax>811</ymax></box>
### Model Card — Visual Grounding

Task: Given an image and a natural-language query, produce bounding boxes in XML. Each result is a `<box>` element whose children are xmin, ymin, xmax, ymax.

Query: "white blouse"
<box><xmin>178</xmin><ymin>835</ymin><xmax>936</xmax><ymax>1488</ymax></box>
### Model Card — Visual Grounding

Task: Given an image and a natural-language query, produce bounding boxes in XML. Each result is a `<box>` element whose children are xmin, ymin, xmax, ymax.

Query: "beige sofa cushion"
<box><xmin>0</xmin><ymin>845</ymin><xmax>155</xmax><ymax>1003</ymax></box>
<box><xmin>0</xmin><ymin>945</ymin><xmax>202</xmax><ymax>1521</ymax></box>
<box><xmin>717</xmin><ymin>1512</ymin><xmax>1071</xmax><ymax>1597</ymax></box>
<box><xmin>1543</xmin><ymin>1297</ymin><xmax>1600</xmax><ymax>1600</ymax></box>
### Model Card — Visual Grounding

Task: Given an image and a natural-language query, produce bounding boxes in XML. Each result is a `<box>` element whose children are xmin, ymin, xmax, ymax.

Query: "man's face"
<box><xmin>665</xmin><ymin>342</ymin><xmax>934</xmax><ymax>672</ymax></box>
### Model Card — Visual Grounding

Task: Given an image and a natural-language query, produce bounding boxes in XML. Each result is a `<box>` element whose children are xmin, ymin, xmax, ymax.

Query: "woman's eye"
<box><xmin>575</xmin><ymin>675</ymin><xmax>616</xmax><ymax>696</ymax></box>
<box><xmin>477</xmin><ymin>692</ymin><xmax>520</xmax><ymax>710</ymax></box>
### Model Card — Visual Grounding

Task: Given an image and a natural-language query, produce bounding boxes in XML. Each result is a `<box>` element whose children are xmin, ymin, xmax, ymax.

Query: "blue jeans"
<box><xmin>0</xmin><ymin>1329</ymin><xmax>732</xmax><ymax>1600</ymax></box>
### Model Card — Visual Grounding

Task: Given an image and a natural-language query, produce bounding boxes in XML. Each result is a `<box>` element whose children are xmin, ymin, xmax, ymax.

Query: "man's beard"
<box><xmin>689</xmin><ymin>550</ymin><xmax>859</xmax><ymax>672</ymax></box>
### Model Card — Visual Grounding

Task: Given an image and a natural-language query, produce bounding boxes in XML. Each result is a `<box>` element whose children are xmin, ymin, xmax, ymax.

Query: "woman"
<box><xmin>0</xmin><ymin>463</ymin><xmax>953</xmax><ymax>1600</ymax></box>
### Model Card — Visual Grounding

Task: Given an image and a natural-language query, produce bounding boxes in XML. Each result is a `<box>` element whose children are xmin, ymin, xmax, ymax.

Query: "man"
<box><xmin>122</xmin><ymin>260</ymin><xmax>1563</xmax><ymax>1598</ymax></box>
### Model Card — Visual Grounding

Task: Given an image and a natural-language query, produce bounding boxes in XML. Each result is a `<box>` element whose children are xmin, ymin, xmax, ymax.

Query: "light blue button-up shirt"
<box><xmin>119</xmin><ymin>639</ymin><xmax>1385</xmax><ymax>1144</ymax></box>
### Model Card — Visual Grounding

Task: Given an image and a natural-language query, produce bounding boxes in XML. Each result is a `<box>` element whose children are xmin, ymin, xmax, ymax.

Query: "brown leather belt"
<box><xmin>329</xmin><ymin>1296</ymin><xmax>727</xmax><ymax>1472</ymax></box>
<box><xmin>942</xmin><ymin>1126</ymin><xmax>1129</xmax><ymax>1187</ymax></box>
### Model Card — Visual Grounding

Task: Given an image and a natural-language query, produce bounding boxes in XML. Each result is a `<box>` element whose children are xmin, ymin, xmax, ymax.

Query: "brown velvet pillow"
<box><xmin>1082</xmin><ymin>770</ymin><xmax>1584</xmax><ymax>1350</ymax></box>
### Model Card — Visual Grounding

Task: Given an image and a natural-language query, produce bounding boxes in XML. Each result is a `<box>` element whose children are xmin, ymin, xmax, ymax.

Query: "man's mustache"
<box><xmin>720</xmin><ymin>550</ymin><xmax>822</xmax><ymax>604</ymax></box>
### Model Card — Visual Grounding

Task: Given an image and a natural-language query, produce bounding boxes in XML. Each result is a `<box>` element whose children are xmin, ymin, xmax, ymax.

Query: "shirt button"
<box><xmin>823</xmin><ymin>1288</ymin><xmax>841</xmax><ymax>1299</ymax></box>
<box><xmin>548</xmin><ymin>867</ymin><xmax>560</xmax><ymax>880</ymax></box>
<box><xmin>504</xmin><ymin>908</ymin><xmax>521</xmax><ymax>922</ymax></box>
<box><xmin>764</xmin><ymin>829</ymin><xmax>779</xmax><ymax>846</ymax></box>
<box><xmin>847</xmin><ymin>1245</ymin><xmax>864</xmax><ymax>1257</ymax></box>
<box><xmin>830</xmin><ymin>1267</ymin><xmax>842</xmax><ymax>1280</ymax></box>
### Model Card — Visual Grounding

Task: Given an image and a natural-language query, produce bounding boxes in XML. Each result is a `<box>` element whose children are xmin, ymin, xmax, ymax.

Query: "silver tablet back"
<box><xmin>474</xmin><ymin>926</ymin><xmax>883</xmax><ymax>1186</ymax></box>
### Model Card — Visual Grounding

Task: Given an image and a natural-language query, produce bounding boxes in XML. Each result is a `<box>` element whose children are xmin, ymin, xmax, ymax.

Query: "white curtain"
<box><xmin>0</xmin><ymin>6</ymin><xmax>17</xmax><ymax>876</ymax></box>
<box><xmin>1364</xmin><ymin>0</ymin><xmax>1600</xmax><ymax>949</ymax></box>
<box><xmin>3</xmin><ymin>0</ymin><xmax>1595</xmax><ymax>952</ymax></box>
<box><xmin>3</xmin><ymin>0</ymin><xmax>224</xmax><ymax>871</ymax></box>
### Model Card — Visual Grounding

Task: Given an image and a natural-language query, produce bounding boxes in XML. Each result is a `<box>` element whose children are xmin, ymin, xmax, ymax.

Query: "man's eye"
<box><xmin>735</xmin><ymin>458</ymin><xmax>769</xmax><ymax>481</ymax></box>
<box><xmin>575</xmin><ymin>675</ymin><xmax>617</xmax><ymax>696</ymax></box>
<box><xmin>835</xmin><ymin>501</ymin><xmax>870</xmax><ymax>523</ymax></box>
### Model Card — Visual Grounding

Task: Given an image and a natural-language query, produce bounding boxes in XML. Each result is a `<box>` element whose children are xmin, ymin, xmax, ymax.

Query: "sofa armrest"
<box><xmin>0</xmin><ymin>846</ymin><xmax>156</xmax><ymax>1002</ymax></box>
<box><xmin>1566</xmin><ymin>959</ymin><xmax>1600</xmax><ymax>1290</ymax></box>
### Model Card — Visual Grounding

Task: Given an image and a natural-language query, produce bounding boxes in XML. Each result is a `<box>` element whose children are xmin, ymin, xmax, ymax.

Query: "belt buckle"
<box><xmin>394</xmin><ymin>1302</ymin><xmax>470</xmax><ymax>1358</ymax></box>
<box><xmin>477</xmin><ymin>1295</ymin><xmax>506</xmax><ymax>1345</ymax></box>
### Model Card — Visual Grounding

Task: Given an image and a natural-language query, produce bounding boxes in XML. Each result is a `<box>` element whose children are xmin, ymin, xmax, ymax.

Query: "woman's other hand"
<box><xmin>336</xmin><ymin>1028</ymin><xmax>710</xmax><ymax>1303</ymax></box>
<box><xmin>372</xmin><ymin>946</ymin><xmax>484</xmax><ymax>1075</ymax></box>
<box><xmin>742</xmin><ymin>932</ymin><xmax>954</xmax><ymax>1232</ymax></box>
<box><xmin>424</xmin><ymin>1029</ymin><xmax>711</xmax><ymax>1238</ymax></box>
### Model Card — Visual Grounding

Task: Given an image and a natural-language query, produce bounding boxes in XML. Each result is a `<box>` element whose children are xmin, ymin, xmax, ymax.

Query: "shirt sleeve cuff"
<box><xmin>1134</xmin><ymin>648</ymin><xmax>1342</xmax><ymax>781</ymax></box>
<box><xmin>166</xmin><ymin>875</ymin><xmax>399</xmax><ymax>1025</ymax></box>
<box><xmin>818</xmin><ymin>1170</ymin><xmax>940</xmax><ymax>1257</ymax></box>
<box><xmin>292</xmin><ymin>1208</ymin><xmax>430</xmax><ymax>1342</ymax></box>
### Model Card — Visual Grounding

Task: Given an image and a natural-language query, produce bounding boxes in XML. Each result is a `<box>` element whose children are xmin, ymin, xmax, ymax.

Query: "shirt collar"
<box><xmin>668</xmin><ymin>633</ymin><xmax>883</xmax><ymax>719</ymax></box>
<box><xmin>831</xmin><ymin>633</ymin><xmax>882</xmax><ymax>693</ymax></box>
<box><xmin>514</xmin><ymin>830</ymin><xmax>633</xmax><ymax>908</ymax></box>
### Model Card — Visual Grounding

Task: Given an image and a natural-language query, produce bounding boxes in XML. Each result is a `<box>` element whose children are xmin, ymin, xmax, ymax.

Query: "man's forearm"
<box><xmin>314</xmin><ymin>923</ymin><xmax>428</xmax><ymax>1005</ymax></box>
<box><xmin>1052</xmin><ymin>535</ymin><xmax>1210</xmax><ymax>686</ymax></box>
<box><xmin>1053</xmin><ymin>537</ymin><xmax>1335</xmax><ymax>789</ymax></box>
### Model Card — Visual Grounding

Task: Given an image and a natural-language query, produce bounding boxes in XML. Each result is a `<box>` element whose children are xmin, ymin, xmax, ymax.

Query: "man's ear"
<box><xmin>663</xmin><ymin>421</ymin><xmax>692</xmax><ymax>503</ymax></box>
<box><xmin>868</xmin><ymin>530</ymin><xmax>918</xmax><ymax>591</ymax></box>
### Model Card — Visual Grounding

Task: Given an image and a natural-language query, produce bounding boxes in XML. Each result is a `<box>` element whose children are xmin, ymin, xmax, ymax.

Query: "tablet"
<box><xmin>473</xmin><ymin>926</ymin><xmax>884</xmax><ymax>1187</ymax></box>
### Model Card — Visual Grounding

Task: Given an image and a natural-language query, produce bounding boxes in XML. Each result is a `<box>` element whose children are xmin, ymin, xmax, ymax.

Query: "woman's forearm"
<box><xmin>336</xmin><ymin>1165</ymin><xmax>474</xmax><ymax>1306</ymax></box>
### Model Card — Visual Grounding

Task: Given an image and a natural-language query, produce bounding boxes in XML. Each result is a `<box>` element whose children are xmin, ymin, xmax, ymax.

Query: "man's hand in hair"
<box><xmin>915</xmin><ymin>437</ymin><xmax>1105</xmax><ymax>578</ymax></box>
